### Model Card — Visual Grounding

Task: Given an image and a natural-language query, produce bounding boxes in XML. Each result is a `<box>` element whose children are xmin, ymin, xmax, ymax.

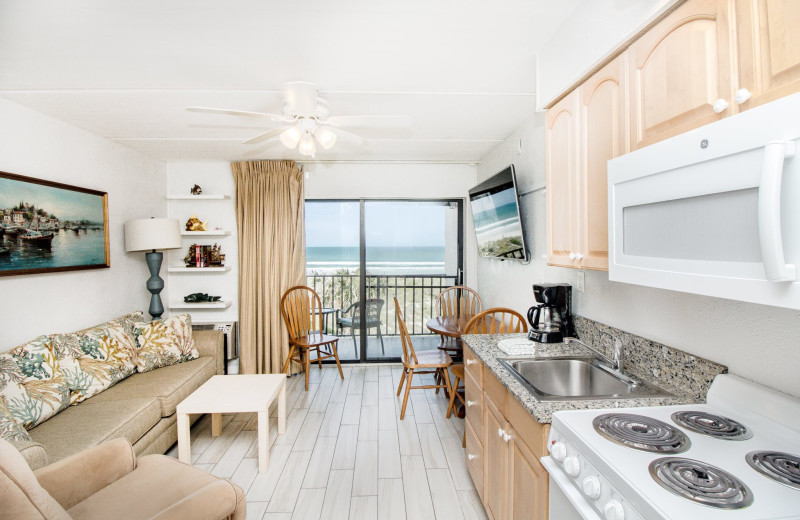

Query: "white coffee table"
<box><xmin>176</xmin><ymin>374</ymin><xmax>286</xmax><ymax>473</ymax></box>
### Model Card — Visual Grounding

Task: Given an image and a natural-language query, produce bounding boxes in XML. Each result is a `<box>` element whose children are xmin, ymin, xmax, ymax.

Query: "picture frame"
<box><xmin>0</xmin><ymin>171</ymin><xmax>110</xmax><ymax>276</ymax></box>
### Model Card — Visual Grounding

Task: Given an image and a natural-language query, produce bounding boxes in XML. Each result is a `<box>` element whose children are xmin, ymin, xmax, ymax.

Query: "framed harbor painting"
<box><xmin>0</xmin><ymin>171</ymin><xmax>109</xmax><ymax>276</ymax></box>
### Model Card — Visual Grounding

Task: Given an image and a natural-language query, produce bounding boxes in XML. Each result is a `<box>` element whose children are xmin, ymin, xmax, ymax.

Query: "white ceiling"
<box><xmin>0</xmin><ymin>0</ymin><xmax>581</xmax><ymax>163</ymax></box>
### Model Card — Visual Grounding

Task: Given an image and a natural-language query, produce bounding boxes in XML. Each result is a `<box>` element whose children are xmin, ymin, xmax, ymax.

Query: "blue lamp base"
<box><xmin>145</xmin><ymin>250</ymin><xmax>165</xmax><ymax>320</ymax></box>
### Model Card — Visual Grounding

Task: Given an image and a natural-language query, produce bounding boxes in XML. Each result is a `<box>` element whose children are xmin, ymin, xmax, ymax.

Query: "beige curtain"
<box><xmin>231</xmin><ymin>160</ymin><xmax>305</xmax><ymax>374</ymax></box>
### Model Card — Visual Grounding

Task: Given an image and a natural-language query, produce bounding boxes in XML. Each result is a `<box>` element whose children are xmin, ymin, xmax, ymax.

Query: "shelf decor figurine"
<box><xmin>190</xmin><ymin>184</ymin><xmax>202</xmax><ymax>195</ymax></box>
<box><xmin>185</xmin><ymin>215</ymin><xmax>207</xmax><ymax>232</ymax></box>
<box><xmin>124</xmin><ymin>218</ymin><xmax>182</xmax><ymax>319</ymax></box>
<box><xmin>184</xmin><ymin>293</ymin><xmax>222</xmax><ymax>303</ymax></box>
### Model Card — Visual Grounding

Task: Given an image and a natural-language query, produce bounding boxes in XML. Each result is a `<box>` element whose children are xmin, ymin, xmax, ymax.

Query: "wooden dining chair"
<box><xmin>464</xmin><ymin>307</ymin><xmax>527</xmax><ymax>334</ymax></box>
<box><xmin>435</xmin><ymin>286</ymin><xmax>482</xmax><ymax>357</ymax></box>
<box><xmin>281</xmin><ymin>285</ymin><xmax>344</xmax><ymax>391</ymax></box>
<box><xmin>394</xmin><ymin>297</ymin><xmax>453</xmax><ymax>420</ymax></box>
<box><xmin>446</xmin><ymin>363</ymin><xmax>467</xmax><ymax>447</ymax></box>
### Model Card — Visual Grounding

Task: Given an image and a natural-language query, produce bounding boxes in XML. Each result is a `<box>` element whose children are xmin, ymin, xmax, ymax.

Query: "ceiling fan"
<box><xmin>186</xmin><ymin>82</ymin><xmax>411</xmax><ymax>157</ymax></box>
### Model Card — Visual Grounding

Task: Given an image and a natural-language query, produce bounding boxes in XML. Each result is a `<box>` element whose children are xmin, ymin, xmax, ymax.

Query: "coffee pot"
<box><xmin>527</xmin><ymin>283</ymin><xmax>575</xmax><ymax>343</ymax></box>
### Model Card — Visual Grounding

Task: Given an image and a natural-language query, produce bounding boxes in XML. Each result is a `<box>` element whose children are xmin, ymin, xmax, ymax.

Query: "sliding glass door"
<box><xmin>306</xmin><ymin>199</ymin><xmax>463</xmax><ymax>362</ymax></box>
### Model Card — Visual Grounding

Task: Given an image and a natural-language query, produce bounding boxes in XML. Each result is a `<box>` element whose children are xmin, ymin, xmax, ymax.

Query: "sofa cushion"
<box><xmin>66</xmin><ymin>453</ymin><xmax>241</xmax><ymax>520</ymax></box>
<box><xmin>0</xmin><ymin>335</ymin><xmax>70</xmax><ymax>429</ymax></box>
<box><xmin>133</xmin><ymin>314</ymin><xmax>198</xmax><ymax>373</ymax></box>
<box><xmin>54</xmin><ymin>324</ymin><xmax>138</xmax><ymax>405</ymax></box>
<box><xmin>86</xmin><ymin>357</ymin><xmax>215</xmax><ymax>417</ymax></box>
<box><xmin>29</xmin><ymin>397</ymin><xmax>161</xmax><ymax>464</ymax></box>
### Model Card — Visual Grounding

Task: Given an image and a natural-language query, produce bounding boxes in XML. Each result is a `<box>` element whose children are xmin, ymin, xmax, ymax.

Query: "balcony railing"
<box><xmin>306</xmin><ymin>272</ymin><xmax>458</xmax><ymax>336</ymax></box>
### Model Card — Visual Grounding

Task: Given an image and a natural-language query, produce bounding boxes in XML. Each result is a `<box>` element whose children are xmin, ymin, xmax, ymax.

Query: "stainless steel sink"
<box><xmin>497</xmin><ymin>357</ymin><xmax>672</xmax><ymax>401</ymax></box>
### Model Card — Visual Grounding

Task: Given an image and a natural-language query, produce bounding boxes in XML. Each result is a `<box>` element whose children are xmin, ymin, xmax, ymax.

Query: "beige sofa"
<box><xmin>9</xmin><ymin>329</ymin><xmax>224</xmax><ymax>470</ymax></box>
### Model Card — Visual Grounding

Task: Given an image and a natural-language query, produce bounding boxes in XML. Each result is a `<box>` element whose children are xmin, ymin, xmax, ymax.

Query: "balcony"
<box><xmin>306</xmin><ymin>271</ymin><xmax>457</xmax><ymax>360</ymax></box>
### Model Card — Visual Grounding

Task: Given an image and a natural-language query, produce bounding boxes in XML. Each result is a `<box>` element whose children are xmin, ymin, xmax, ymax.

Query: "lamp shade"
<box><xmin>124</xmin><ymin>218</ymin><xmax>182</xmax><ymax>252</ymax></box>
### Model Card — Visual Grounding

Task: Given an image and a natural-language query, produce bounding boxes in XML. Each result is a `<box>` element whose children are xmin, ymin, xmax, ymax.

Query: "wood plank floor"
<box><xmin>167</xmin><ymin>365</ymin><xmax>488</xmax><ymax>520</ymax></box>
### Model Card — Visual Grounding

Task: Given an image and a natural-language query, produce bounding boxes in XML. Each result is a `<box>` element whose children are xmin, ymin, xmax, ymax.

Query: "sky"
<box><xmin>305</xmin><ymin>201</ymin><xmax>448</xmax><ymax>247</ymax></box>
<box><xmin>0</xmin><ymin>177</ymin><xmax>104</xmax><ymax>222</ymax></box>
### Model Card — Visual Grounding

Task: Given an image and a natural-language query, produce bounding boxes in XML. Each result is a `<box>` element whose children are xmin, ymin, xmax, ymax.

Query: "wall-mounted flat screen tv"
<box><xmin>468</xmin><ymin>165</ymin><xmax>528</xmax><ymax>260</ymax></box>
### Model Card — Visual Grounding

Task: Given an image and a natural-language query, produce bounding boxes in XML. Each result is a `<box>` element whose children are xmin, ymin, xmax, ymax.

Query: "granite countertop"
<box><xmin>462</xmin><ymin>333</ymin><xmax>698</xmax><ymax>424</ymax></box>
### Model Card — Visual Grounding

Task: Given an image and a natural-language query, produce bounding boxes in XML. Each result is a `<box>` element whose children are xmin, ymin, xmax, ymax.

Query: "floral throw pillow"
<box><xmin>0</xmin><ymin>397</ymin><xmax>32</xmax><ymax>443</ymax></box>
<box><xmin>134</xmin><ymin>314</ymin><xmax>198</xmax><ymax>373</ymax></box>
<box><xmin>0</xmin><ymin>335</ymin><xmax>70</xmax><ymax>430</ymax></box>
<box><xmin>55</xmin><ymin>323</ymin><xmax>139</xmax><ymax>405</ymax></box>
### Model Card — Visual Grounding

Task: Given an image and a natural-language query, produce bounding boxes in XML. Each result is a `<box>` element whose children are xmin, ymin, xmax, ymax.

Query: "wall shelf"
<box><xmin>168</xmin><ymin>266</ymin><xmax>231</xmax><ymax>273</ymax></box>
<box><xmin>170</xmin><ymin>300</ymin><xmax>232</xmax><ymax>310</ymax></box>
<box><xmin>181</xmin><ymin>230</ymin><xmax>231</xmax><ymax>237</ymax></box>
<box><xmin>167</xmin><ymin>194</ymin><xmax>231</xmax><ymax>200</ymax></box>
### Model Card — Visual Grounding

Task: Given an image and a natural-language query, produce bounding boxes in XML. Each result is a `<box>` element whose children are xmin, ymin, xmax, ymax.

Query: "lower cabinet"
<box><xmin>463</xmin><ymin>345</ymin><xmax>550</xmax><ymax>520</ymax></box>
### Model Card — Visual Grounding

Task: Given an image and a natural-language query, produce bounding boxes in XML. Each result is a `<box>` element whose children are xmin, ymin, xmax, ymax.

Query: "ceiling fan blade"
<box><xmin>242</xmin><ymin>127</ymin><xmax>288</xmax><ymax>145</ymax></box>
<box><xmin>331</xmin><ymin>127</ymin><xmax>368</xmax><ymax>146</ymax></box>
<box><xmin>186</xmin><ymin>106</ymin><xmax>287</xmax><ymax>122</ymax></box>
<box><xmin>326</xmin><ymin>115</ymin><xmax>412</xmax><ymax>128</ymax></box>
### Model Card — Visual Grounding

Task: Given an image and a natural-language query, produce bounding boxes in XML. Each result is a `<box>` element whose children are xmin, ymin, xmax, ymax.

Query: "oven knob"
<box><xmin>550</xmin><ymin>442</ymin><xmax>567</xmax><ymax>462</ymax></box>
<box><xmin>582</xmin><ymin>476</ymin><xmax>601</xmax><ymax>500</ymax></box>
<box><xmin>603</xmin><ymin>500</ymin><xmax>625</xmax><ymax>520</ymax></box>
<box><xmin>563</xmin><ymin>456</ymin><xmax>581</xmax><ymax>477</ymax></box>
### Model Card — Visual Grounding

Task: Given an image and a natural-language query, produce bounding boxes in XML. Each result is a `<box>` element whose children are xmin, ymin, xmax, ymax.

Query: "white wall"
<box><xmin>305</xmin><ymin>162</ymin><xmax>478</xmax><ymax>288</ymax></box>
<box><xmin>166</xmin><ymin>162</ymin><xmax>238</xmax><ymax>324</ymax></box>
<box><xmin>536</xmin><ymin>0</ymin><xmax>677</xmax><ymax>109</ymax></box>
<box><xmin>476</xmin><ymin>116</ymin><xmax>800</xmax><ymax>399</ymax></box>
<box><xmin>0</xmin><ymin>97</ymin><xmax>166</xmax><ymax>350</ymax></box>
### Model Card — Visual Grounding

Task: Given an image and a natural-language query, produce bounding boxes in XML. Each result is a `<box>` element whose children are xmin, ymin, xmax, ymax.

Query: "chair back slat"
<box><xmin>394</xmin><ymin>297</ymin><xmax>418</xmax><ymax>365</ymax></box>
<box><xmin>437</xmin><ymin>286</ymin><xmax>482</xmax><ymax>319</ymax></box>
<box><xmin>464</xmin><ymin>307</ymin><xmax>527</xmax><ymax>335</ymax></box>
<box><xmin>281</xmin><ymin>286</ymin><xmax>324</xmax><ymax>340</ymax></box>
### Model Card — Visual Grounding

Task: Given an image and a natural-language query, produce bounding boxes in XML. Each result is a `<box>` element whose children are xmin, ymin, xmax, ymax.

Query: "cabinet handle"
<box><xmin>503</xmin><ymin>432</ymin><xmax>512</xmax><ymax>443</ymax></box>
<box><xmin>466</xmin><ymin>359</ymin><xmax>476</xmax><ymax>366</ymax></box>
<box><xmin>569</xmin><ymin>252</ymin><xmax>576</xmax><ymax>260</ymax></box>
<box><xmin>734</xmin><ymin>88</ymin><xmax>752</xmax><ymax>104</ymax></box>
<box><xmin>466</xmin><ymin>400</ymin><xmax>476</xmax><ymax>407</ymax></box>
<box><xmin>468</xmin><ymin>454</ymin><xmax>477</xmax><ymax>461</ymax></box>
<box><xmin>574</xmin><ymin>253</ymin><xmax>583</xmax><ymax>261</ymax></box>
<box><xmin>712</xmin><ymin>98</ymin><xmax>729</xmax><ymax>113</ymax></box>
<box><xmin>497</xmin><ymin>428</ymin><xmax>506</xmax><ymax>438</ymax></box>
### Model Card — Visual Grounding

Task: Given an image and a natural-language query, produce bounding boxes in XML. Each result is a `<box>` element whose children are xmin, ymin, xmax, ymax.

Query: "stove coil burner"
<box><xmin>671</xmin><ymin>411</ymin><xmax>753</xmax><ymax>440</ymax></box>
<box><xmin>649</xmin><ymin>457</ymin><xmax>754</xmax><ymax>509</ymax></box>
<box><xmin>746</xmin><ymin>451</ymin><xmax>800</xmax><ymax>490</ymax></box>
<box><xmin>592</xmin><ymin>413</ymin><xmax>690</xmax><ymax>453</ymax></box>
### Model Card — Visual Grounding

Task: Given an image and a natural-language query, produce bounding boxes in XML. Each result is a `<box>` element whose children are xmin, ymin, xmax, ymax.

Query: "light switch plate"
<box><xmin>576</xmin><ymin>271</ymin><xmax>585</xmax><ymax>292</ymax></box>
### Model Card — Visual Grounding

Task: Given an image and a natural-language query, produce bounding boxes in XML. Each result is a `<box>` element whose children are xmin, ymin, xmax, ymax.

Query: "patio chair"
<box><xmin>335</xmin><ymin>298</ymin><xmax>385</xmax><ymax>357</ymax></box>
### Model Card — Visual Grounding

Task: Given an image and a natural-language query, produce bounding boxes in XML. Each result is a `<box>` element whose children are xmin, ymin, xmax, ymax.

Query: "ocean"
<box><xmin>306</xmin><ymin>246</ymin><xmax>446</xmax><ymax>274</ymax></box>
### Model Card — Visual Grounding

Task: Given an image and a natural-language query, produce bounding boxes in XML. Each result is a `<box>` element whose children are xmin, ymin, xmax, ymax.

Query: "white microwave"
<box><xmin>608</xmin><ymin>93</ymin><xmax>800</xmax><ymax>309</ymax></box>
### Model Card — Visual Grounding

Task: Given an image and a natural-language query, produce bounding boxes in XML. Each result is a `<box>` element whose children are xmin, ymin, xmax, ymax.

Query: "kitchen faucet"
<box><xmin>565</xmin><ymin>331</ymin><xmax>624</xmax><ymax>372</ymax></box>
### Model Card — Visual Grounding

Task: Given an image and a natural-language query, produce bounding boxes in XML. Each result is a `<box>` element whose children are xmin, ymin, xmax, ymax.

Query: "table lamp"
<box><xmin>124</xmin><ymin>218</ymin><xmax>182</xmax><ymax>319</ymax></box>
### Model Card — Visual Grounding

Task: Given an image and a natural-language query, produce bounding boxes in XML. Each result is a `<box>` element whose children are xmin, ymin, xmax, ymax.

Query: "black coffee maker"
<box><xmin>527</xmin><ymin>283</ymin><xmax>575</xmax><ymax>343</ymax></box>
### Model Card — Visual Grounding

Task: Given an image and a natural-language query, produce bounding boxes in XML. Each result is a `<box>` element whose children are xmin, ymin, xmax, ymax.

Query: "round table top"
<box><xmin>425</xmin><ymin>315</ymin><xmax>472</xmax><ymax>338</ymax></box>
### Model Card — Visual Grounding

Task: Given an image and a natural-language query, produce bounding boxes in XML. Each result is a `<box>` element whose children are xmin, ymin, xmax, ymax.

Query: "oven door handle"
<box><xmin>541</xmin><ymin>456</ymin><xmax>602</xmax><ymax>520</ymax></box>
<box><xmin>759</xmin><ymin>140</ymin><xmax>797</xmax><ymax>281</ymax></box>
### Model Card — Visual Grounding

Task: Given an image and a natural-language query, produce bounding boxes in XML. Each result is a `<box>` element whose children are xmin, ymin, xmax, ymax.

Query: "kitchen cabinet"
<box><xmin>735</xmin><ymin>0</ymin><xmax>800</xmax><ymax>109</ymax></box>
<box><xmin>546</xmin><ymin>55</ymin><xmax>626</xmax><ymax>270</ymax></box>
<box><xmin>628</xmin><ymin>0</ymin><xmax>733</xmax><ymax>150</ymax></box>
<box><xmin>463</xmin><ymin>345</ymin><xmax>550</xmax><ymax>520</ymax></box>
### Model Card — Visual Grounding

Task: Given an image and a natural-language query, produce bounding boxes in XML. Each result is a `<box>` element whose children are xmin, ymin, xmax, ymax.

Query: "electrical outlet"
<box><xmin>577</xmin><ymin>271</ymin><xmax>585</xmax><ymax>292</ymax></box>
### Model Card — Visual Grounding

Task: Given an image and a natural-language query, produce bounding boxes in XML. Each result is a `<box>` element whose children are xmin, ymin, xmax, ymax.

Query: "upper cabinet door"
<box><xmin>628</xmin><ymin>0</ymin><xmax>733</xmax><ymax>150</ymax></box>
<box><xmin>546</xmin><ymin>90</ymin><xmax>579</xmax><ymax>268</ymax></box>
<box><xmin>578</xmin><ymin>54</ymin><xmax>628</xmax><ymax>271</ymax></box>
<box><xmin>735</xmin><ymin>0</ymin><xmax>800</xmax><ymax>109</ymax></box>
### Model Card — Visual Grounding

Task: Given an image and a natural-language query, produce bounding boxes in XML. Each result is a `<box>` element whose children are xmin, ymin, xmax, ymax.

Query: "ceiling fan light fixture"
<box><xmin>279</xmin><ymin>124</ymin><xmax>302</xmax><ymax>149</ymax></box>
<box><xmin>315</xmin><ymin>126</ymin><xmax>338</xmax><ymax>149</ymax></box>
<box><xmin>298</xmin><ymin>132</ymin><xmax>316</xmax><ymax>157</ymax></box>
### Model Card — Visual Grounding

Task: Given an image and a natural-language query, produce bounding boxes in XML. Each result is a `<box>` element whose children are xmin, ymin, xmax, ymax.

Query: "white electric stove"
<box><xmin>542</xmin><ymin>374</ymin><xmax>800</xmax><ymax>520</ymax></box>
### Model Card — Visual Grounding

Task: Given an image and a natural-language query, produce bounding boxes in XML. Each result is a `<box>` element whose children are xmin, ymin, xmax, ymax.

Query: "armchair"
<box><xmin>0</xmin><ymin>437</ymin><xmax>245</xmax><ymax>520</ymax></box>
<box><xmin>335</xmin><ymin>298</ymin><xmax>386</xmax><ymax>357</ymax></box>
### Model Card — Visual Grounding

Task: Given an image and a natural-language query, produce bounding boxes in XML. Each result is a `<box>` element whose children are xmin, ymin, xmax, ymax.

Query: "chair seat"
<box><xmin>450</xmin><ymin>364</ymin><xmax>464</xmax><ymax>379</ymax></box>
<box><xmin>408</xmin><ymin>350</ymin><xmax>453</xmax><ymax>368</ymax></box>
<box><xmin>292</xmin><ymin>332</ymin><xmax>339</xmax><ymax>348</ymax></box>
